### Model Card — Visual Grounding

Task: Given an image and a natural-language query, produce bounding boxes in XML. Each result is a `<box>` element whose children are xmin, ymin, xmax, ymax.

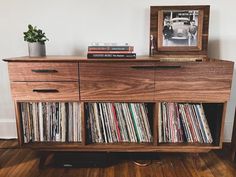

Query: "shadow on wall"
<box><xmin>208</xmin><ymin>40</ymin><xmax>221</xmax><ymax>59</ymax></box>
<box><xmin>225</xmin><ymin>69</ymin><xmax>236</xmax><ymax>142</ymax></box>
<box><xmin>227</xmin><ymin>69</ymin><xmax>236</xmax><ymax>119</ymax></box>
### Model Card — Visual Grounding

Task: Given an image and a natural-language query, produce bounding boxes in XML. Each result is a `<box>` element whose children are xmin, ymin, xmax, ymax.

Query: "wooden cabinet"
<box><xmin>11</xmin><ymin>82</ymin><xmax>79</xmax><ymax>101</ymax></box>
<box><xmin>3</xmin><ymin>56</ymin><xmax>234</xmax><ymax>154</ymax></box>
<box><xmin>8</xmin><ymin>62</ymin><xmax>78</xmax><ymax>82</ymax></box>
<box><xmin>154</xmin><ymin>61</ymin><xmax>234</xmax><ymax>102</ymax></box>
<box><xmin>80</xmin><ymin>62</ymin><xmax>155</xmax><ymax>101</ymax></box>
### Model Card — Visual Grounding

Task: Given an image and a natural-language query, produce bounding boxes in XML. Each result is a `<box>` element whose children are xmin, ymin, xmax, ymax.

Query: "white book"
<box><xmin>32</xmin><ymin>103</ymin><xmax>38</xmax><ymax>141</ymax></box>
<box><xmin>90</xmin><ymin>42</ymin><xmax>129</xmax><ymax>46</ymax></box>
<box><xmin>158</xmin><ymin>103</ymin><xmax>162</xmax><ymax>143</ymax></box>
<box><xmin>78</xmin><ymin>103</ymin><xmax>82</xmax><ymax>142</ymax></box>
<box><xmin>60</xmin><ymin>103</ymin><xmax>66</xmax><ymax>142</ymax></box>
<box><xmin>73</xmin><ymin>102</ymin><xmax>77</xmax><ymax>142</ymax></box>
<box><xmin>38</xmin><ymin>102</ymin><xmax>43</xmax><ymax>142</ymax></box>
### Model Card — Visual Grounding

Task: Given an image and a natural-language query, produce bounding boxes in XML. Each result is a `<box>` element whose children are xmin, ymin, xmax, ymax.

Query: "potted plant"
<box><xmin>23</xmin><ymin>24</ymin><xmax>49</xmax><ymax>57</ymax></box>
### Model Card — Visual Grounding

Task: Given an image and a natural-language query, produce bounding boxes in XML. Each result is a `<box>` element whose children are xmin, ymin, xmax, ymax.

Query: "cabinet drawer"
<box><xmin>80</xmin><ymin>62</ymin><xmax>155</xmax><ymax>101</ymax></box>
<box><xmin>11</xmin><ymin>82</ymin><xmax>79</xmax><ymax>101</ymax></box>
<box><xmin>8</xmin><ymin>62</ymin><xmax>78</xmax><ymax>81</ymax></box>
<box><xmin>155</xmin><ymin>62</ymin><xmax>234</xmax><ymax>102</ymax></box>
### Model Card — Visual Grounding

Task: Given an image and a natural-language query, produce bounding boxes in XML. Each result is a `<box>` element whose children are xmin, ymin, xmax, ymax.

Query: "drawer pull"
<box><xmin>154</xmin><ymin>65</ymin><xmax>181</xmax><ymax>69</ymax></box>
<box><xmin>32</xmin><ymin>89</ymin><xmax>59</xmax><ymax>93</ymax></box>
<box><xmin>131</xmin><ymin>65</ymin><xmax>181</xmax><ymax>70</ymax></box>
<box><xmin>130</xmin><ymin>66</ymin><xmax>156</xmax><ymax>70</ymax></box>
<box><xmin>31</xmin><ymin>69</ymin><xmax>58</xmax><ymax>73</ymax></box>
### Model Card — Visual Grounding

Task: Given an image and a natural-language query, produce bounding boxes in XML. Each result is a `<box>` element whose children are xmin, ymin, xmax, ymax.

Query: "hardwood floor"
<box><xmin>0</xmin><ymin>140</ymin><xmax>236</xmax><ymax>177</ymax></box>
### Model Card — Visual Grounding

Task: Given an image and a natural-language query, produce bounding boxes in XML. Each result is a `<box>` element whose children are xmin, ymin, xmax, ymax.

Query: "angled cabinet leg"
<box><xmin>191</xmin><ymin>153</ymin><xmax>201</xmax><ymax>170</ymax></box>
<box><xmin>38</xmin><ymin>151</ymin><xmax>53</xmax><ymax>169</ymax></box>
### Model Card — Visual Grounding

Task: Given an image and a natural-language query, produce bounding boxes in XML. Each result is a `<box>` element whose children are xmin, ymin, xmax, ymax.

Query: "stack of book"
<box><xmin>20</xmin><ymin>102</ymin><xmax>82</xmax><ymax>143</ymax></box>
<box><xmin>87</xmin><ymin>43</ymin><xmax>136</xmax><ymax>59</ymax></box>
<box><xmin>86</xmin><ymin>103</ymin><xmax>152</xmax><ymax>143</ymax></box>
<box><xmin>159</xmin><ymin>102</ymin><xmax>213</xmax><ymax>143</ymax></box>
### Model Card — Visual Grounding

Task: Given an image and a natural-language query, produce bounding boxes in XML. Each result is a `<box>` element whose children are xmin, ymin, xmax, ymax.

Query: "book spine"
<box><xmin>88</xmin><ymin>46</ymin><xmax>134</xmax><ymax>51</ymax></box>
<box><xmin>87</xmin><ymin>53</ymin><xmax>136</xmax><ymax>59</ymax></box>
<box><xmin>87</xmin><ymin>51</ymin><xmax>133</xmax><ymax>54</ymax></box>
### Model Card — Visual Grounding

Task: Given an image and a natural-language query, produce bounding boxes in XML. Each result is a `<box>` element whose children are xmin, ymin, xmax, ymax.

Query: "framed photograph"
<box><xmin>150</xmin><ymin>6</ymin><xmax>210</xmax><ymax>55</ymax></box>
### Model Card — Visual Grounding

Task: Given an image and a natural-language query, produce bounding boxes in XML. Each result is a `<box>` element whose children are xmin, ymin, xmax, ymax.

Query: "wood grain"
<box><xmin>10</xmin><ymin>82</ymin><xmax>80</xmax><ymax>101</ymax></box>
<box><xmin>153</xmin><ymin>103</ymin><xmax>159</xmax><ymax>145</ymax></box>
<box><xmin>2</xmin><ymin>55</ymin><xmax>226</xmax><ymax>62</ymax></box>
<box><xmin>20</xmin><ymin>142</ymin><xmax>221</xmax><ymax>153</ymax></box>
<box><xmin>154</xmin><ymin>61</ymin><xmax>234</xmax><ymax>102</ymax></box>
<box><xmin>8</xmin><ymin>62</ymin><xmax>78</xmax><ymax>81</ymax></box>
<box><xmin>80</xmin><ymin>62</ymin><xmax>155</xmax><ymax>101</ymax></box>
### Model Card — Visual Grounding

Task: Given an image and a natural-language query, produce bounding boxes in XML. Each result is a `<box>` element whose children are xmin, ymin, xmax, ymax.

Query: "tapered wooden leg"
<box><xmin>38</xmin><ymin>152</ymin><xmax>52</xmax><ymax>169</ymax></box>
<box><xmin>191</xmin><ymin>153</ymin><xmax>201</xmax><ymax>170</ymax></box>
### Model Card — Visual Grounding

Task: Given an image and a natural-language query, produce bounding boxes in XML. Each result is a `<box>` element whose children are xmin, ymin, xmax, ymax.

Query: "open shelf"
<box><xmin>84</xmin><ymin>102</ymin><xmax>154</xmax><ymax>145</ymax></box>
<box><xmin>157</xmin><ymin>102</ymin><xmax>224</xmax><ymax>147</ymax></box>
<box><xmin>16</xmin><ymin>100</ymin><xmax>225</xmax><ymax>152</ymax></box>
<box><xmin>18</xmin><ymin>101</ymin><xmax>83</xmax><ymax>144</ymax></box>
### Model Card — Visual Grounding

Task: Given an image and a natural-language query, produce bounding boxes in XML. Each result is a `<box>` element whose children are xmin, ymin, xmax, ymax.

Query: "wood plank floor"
<box><xmin>0</xmin><ymin>140</ymin><xmax>236</xmax><ymax>177</ymax></box>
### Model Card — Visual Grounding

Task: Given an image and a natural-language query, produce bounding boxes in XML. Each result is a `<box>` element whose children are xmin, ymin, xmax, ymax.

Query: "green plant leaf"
<box><xmin>23</xmin><ymin>24</ymin><xmax>49</xmax><ymax>43</ymax></box>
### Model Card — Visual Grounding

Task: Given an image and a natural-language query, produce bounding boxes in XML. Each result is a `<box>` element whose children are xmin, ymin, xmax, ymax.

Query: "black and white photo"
<box><xmin>162</xmin><ymin>10</ymin><xmax>199</xmax><ymax>47</ymax></box>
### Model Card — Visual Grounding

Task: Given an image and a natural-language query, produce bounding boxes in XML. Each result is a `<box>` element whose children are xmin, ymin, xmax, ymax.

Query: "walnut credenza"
<box><xmin>3</xmin><ymin>56</ymin><xmax>234</xmax><ymax>155</ymax></box>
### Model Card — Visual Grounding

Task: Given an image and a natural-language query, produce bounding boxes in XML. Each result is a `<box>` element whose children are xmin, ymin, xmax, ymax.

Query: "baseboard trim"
<box><xmin>0</xmin><ymin>119</ymin><xmax>16</xmax><ymax>123</ymax></box>
<box><xmin>0</xmin><ymin>119</ymin><xmax>17</xmax><ymax>139</ymax></box>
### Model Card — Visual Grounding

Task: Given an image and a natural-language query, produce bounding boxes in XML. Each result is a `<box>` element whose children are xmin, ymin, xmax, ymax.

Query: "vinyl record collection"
<box><xmin>20</xmin><ymin>102</ymin><xmax>81</xmax><ymax>143</ymax></box>
<box><xmin>86</xmin><ymin>103</ymin><xmax>153</xmax><ymax>143</ymax></box>
<box><xmin>159</xmin><ymin>102</ymin><xmax>213</xmax><ymax>143</ymax></box>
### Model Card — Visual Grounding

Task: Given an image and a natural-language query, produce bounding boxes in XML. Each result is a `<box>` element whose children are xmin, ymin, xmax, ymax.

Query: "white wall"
<box><xmin>0</xmin><ymin>0</ymin><xmax>235</xmax><ymax>141</ymax></box>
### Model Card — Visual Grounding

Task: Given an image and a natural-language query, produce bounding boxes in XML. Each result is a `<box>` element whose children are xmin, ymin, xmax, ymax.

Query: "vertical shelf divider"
<box><xmin>153</xmin><ymin>102</ymin><xmax>159</xmax><ymax>145</ymax></box>
<box><xmin>15</xmin><ymin>101</ymin><xmax>23</xmax><ymax>147</ymax></box>
<box><xmin>219</xmin><ymin>102</ymin><xmax>228</xmax><ymax>148</ymax></box>
<box><xmin>80</xmin><ymin>102</ymin><xmax>86</xmax><ymax>146</ymax></box>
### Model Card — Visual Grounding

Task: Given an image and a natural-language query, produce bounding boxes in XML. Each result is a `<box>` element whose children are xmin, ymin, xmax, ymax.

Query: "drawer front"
<box><xmin>80</xmin><ymin>62</ymin><xmax>155</xmax><ymax>101</ymax></box>
<box><xmin>155</xmin><ymin>62</ymin><xmax>234</xmax><ymax>102</ymax></box>
<box><xmin>8</xmin><ymin>62</ymin><xmax>78</xmax><ymax>81</ymax></box>
<box><xmin>11</xmin><ymin>82</ymin><xmax>79</xmax><ymax>101</ymax></box>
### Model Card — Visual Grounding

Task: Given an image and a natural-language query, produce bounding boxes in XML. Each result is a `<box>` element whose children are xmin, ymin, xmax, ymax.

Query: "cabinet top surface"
<box><xmin>2</xmin><ymin>55</ymin><xmax>234</xmax><ymax>64</ymax></box>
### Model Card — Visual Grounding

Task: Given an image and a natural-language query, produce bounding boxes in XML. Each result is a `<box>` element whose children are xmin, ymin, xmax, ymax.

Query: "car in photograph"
<box><xmin>170</xmin><ymin>17</ymin><xmax>190</xmax><ymax>40</ymax></box>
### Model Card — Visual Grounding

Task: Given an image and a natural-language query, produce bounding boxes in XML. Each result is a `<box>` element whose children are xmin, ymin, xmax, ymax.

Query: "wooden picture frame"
<box><xmin>150</xmin><ymin>5</ymin><xmax>210</xmax><ymax>56</ymax></box>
